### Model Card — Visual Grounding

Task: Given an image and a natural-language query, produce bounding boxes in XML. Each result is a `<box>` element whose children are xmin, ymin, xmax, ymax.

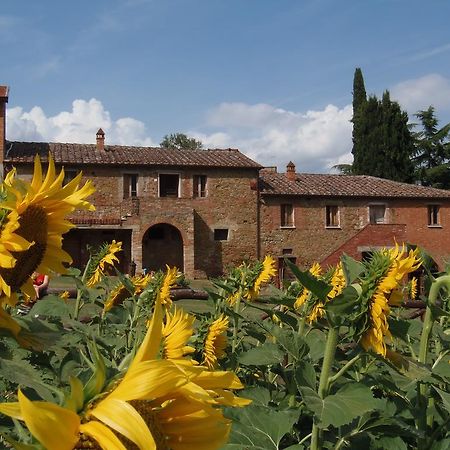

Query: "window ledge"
<box><xmin>326</xmin><ymin>226</ymin><xmax>341</xmax><ymax>229</ymax></box>
<box><xmin>280</xmin><ymin>226</ymin><xmax>296</xmax><ymax>229</ymax></box>
<box><xmin>428</xmin><ymin>224</ymin><xmax>442</xmax><ymax>228</ymax></box>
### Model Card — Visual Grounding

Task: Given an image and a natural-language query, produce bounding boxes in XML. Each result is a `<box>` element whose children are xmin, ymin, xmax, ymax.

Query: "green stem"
<box><xmin>231</xmin><ymin>294</ymin><xmax>242</xmax><ymax>353</ymax></box>
<box><xmin>297</xmin><ymin>316</ymin><xmax>306</xmax><ymax>336</ymax></box>
<box><xmin>416</xmin><ymin>274</ymin><xmax>450</xmax><ymax>449</ymax></box>
<box><xmin>311</xmin><ymin>326</ymin><xmax>339</xmax><ymax>450</ymax></box>
<box><xmin>74</xmin><ymin>256</ymin><xmax>92</xmax><ymax>320</ymax></box>
<box><xmin>328</xmin><ymin>353</ymin><xmax>362</xmax><ymax>386</ymax></box>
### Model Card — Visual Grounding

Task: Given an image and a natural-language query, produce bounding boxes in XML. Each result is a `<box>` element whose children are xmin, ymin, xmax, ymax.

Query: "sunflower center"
<box><xmin>129</xmin><ymin>400</ymin><xmax>170</xmax><ymax>450</ymax></box>
<box><xmin>0</xmin><ymin>205</ymin><xmax>48</xmax><ymax>291</ymax></box>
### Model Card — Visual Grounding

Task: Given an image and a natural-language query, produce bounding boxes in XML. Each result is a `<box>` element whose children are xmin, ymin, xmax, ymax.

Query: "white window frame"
<box><xmin>123</xmin><ymin>173</ymin><xmax>139</xmax><ymax>199</ymax></box>
<box><xmin>368</xmin><ymin>204</ymin><xmax>387</xmax><ymax>224</ymax></box>
<box><xmin>193</xmin><ymin>174</ymin><xmax>207</xmax><ymax>198</ymax></box>
<box><xmin>428</xmin><ymin>204</ymin><xmax>441</xmax><ymax>227</ymax></box>
<box><xmin>325</xmin><ymin>205</ymin><xmax>340</xmax><ymax>228</ymax></box>
<box><xmin>280</xmin><ymin>204</ymin><xmax>295</xmax><ymax>228</ymax></box>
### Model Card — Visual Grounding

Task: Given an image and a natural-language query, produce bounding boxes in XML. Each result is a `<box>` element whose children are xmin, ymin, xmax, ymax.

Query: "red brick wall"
<box><xmin>13</xmin><ymin>163</ymin><xmax>259</xmax><ymax>278</ymax></box>
<box><xmin>261</xmin><ymin>196</ymin><xmax>450</xmax><ymax>270</ymax></box>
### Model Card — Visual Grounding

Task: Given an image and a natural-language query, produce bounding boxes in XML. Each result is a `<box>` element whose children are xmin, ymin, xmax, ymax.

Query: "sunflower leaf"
<box><xmin>238</xmin><ymin>342</ymin><xmax>285</xmax><ymax>366</ymax></box>
<box><xmin>0</xmin><ymin>359</ymin><xmax>55</xmax><ymax>402</ymax></box>
<box><xmin>224</xmin><ymin>405</ymin><xmax>300</xmax><ymax>449</ymax></box>
<box><xmin>340</xmin><ymin>253</ymin><xmax>364</xmax><ymax>284</ymax></box>
<box><xmin>27</xmin><ymin>295</ymin><xmax>72</xmax><ymax>319</ymax></box>
<box><xmin>285</xmin><ymin>260</ymin><xmax>332</xmax><ymax>300</ymax></box>
<box><xmin>301</xmin><ymin>383</ymin><xmax>385</xmax><ymax>428</ymax></box>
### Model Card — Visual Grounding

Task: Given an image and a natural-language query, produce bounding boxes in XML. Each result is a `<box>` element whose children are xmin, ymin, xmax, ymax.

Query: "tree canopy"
<box><xmin>411</xmin><ymin>106</ymin><xmax>450</xmax><ymax>188</ymax></box>
<box><xmin>160</xmin><ymin>133</ymin><xmax>203</xmax><ymax>150</ymax></box>
<box><xmin>351</xmin><ymin>69</ymin><xmax>415</xmax><ymax>183</ymax></box>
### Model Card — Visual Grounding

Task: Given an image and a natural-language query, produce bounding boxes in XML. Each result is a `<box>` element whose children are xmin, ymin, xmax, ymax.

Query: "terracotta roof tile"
<box><xmin>5</xmin><ymin>141</ymin><xmax>262</xmax><ymax>169</ymax></box>
<box><xmin>260</xmin><ymin>172</ymin><xmax>450</xmax><ymax>199</ymax></box>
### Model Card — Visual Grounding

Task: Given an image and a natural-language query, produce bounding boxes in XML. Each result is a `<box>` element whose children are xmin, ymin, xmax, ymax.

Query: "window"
<box><xmin>159</xmin><ymin>174</ymin><xmax>180</xmax><ymax>198</ymax></box>
<box><xmin>214</xmin><ymin>229</ymin><xmax>229</xmax><ymax>241</ymax></box>
<box><xmin>369</xmin><ymin>205</ymin><xmax>386</xmax><ymax>224</ymax></box>
<box><xmin>193</xmin><ymin>175</ymin><xmax>207</xmax><ymax>198</ymax></box>
<box><xmin>123</xmin><ymin>174</ymin><xmax>138</xmax><ymax>198</ymax></box>
<box><xmin>326</xmin><ymin>205</ymin><xmax>340</xmax><ymax>228</ymax></box>
<box><xmin>428</xmin><ymin>205</ymin><xmax>441</xmax><ymax>226</ymax></box>
<box><xmin>63</xmin><ymin>169</ymin><xmax>78</xmax><ymax>185</ymax></box>
<box><xmin>281</xmin><ymin>204</ymin><xmax>294</xmax><ymax>227</ymax></box>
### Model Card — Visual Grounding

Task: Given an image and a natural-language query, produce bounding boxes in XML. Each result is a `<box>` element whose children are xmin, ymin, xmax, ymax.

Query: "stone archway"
<box><xmin>142</xmin><ymin>223</ymin><xmax>184</xmax><ymax>272</ymax></box>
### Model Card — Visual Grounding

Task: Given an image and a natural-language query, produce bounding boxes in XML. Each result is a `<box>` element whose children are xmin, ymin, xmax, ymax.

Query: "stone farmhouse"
<box><xmin>2</xmin><ymin>86</ymin><xmax>450</xmax><ymax>281</ymax></box>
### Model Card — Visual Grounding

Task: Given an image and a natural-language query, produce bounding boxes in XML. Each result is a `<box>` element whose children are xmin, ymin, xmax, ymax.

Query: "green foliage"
<box><xmin>353</xmin><ymin>91</ymin><xmax>415</xmax><ymax>182</ymax></box>
<box><xmin>160</xmin><ymin>132</ymin><xmax>203</xmax><ymax>150</ymax></box>
<box><xmin>0</xmin><ymin>251</ymin><xmax>449</xmax><ymax>449</ymax></box>
<box><xmin>411</xmin><ymin>106</ymin><xmax>450</xmax><ymax>188</ymax></box>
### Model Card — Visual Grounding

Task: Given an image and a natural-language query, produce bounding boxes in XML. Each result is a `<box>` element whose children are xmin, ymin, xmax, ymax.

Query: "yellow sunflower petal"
<box><xmin>90</xmin><ymin>398</ymin><xmax>156</xmax><ymax>450</ymax></box>
<box><xmin>131</xmin><ymin>294</ymin><xmax>163</xmax><ymax>367</ymax></box>
<box><xmin>0</xmin><ymin>401</ymin><xmax>22</xmax><ymax>419</ymax></box>
<box><xmin>18</xmin><ymin>390</ymin><xmax>80</xmax><ymax>450</ymax></box>
<box><xmin>80</xmin><ymin>421</ymin><xmax>127</xmax><ymax>450</ymax></box>
<box><xmin>112</xmin><ymin>360</ymin><xmax>188</xmax><ymax>401</ymax></box>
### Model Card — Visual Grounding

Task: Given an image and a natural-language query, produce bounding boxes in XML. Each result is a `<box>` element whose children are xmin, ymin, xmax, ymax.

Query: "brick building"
<box><xmin>259</xmin><ymin>165</ymin><xmax>450</xmax><ymax>281</ymax></box>
<box><xmin>2</xmin><ymin>86</ymin><xmax>450</xmax><ymax>278</ymax></box>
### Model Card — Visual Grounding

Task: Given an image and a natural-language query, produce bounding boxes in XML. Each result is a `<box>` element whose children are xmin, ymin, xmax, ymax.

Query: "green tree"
<box><xmin>412</xmin><ymin>106</ymin><xmax>450</xmax><ymax>188</ymax></box>
<box><xmin>160</xmin><ymin>133</ymin><xmax>203</xmax><ymax>150</ymax></box>
<box><xmin>351</xmin><ymin>69</ymin><xmax>366</xmax><ymax>175</ymax></box>
<box><xmin>351</xmin><ymin>68</ymin><xmax>414</xmax><ymax>183</ymax></box>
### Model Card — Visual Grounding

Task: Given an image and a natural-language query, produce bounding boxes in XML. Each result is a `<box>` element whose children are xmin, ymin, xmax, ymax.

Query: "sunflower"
<box><xmin>360</xmin><ymin>244</ymin><xmax>421</xmax><ymax>356</ymax></box>
<box><xmin>0</xmin><ymin>155</ymin><xmax>95</xmax><ymax>302</ymax></box>
<box><xmin>86</xmin><ymin>240</ymin><xmax>122</xmax><ymax>287</ymax></box>
<box><xmin>162</xmin><ymin>306</ymin><xmax>195</xmax><ymax>360</ymax></box>
<box><xmin>202</xmin><ymin>315</ymin><xmax>229</xmax><ymax>370</ymax></box>
<box><xmin>294</xmin><ymin>262</ymin><xmax>322</xmax><ymax>309</ymax></box>
<box><xmin>246</xmin><ymin>255</ymin><xmax>277</xmax><ymax>301</ymax></box>
<box><xmin>409</xmin><ymin>276</ymin><xmax>418</xmax><ymax>300</ymax></box>
<box><xmin>0</xmin><ymin>291</ymin><xmax>249</xmax><ymax>449</ymax></box>
<box><xmin>0</xmin><ymin>209</ymin><xmax>33</xmax><ymax>298</ymax></box>
<box><xmin>159</xmin><ymin>266</ymin><xmax>179</xmax><ymax>306</ymax></box>
<box><xmin>103</xmin><ymin>274</ymin><xmax>151</xmax><ymax>312</ymax></box>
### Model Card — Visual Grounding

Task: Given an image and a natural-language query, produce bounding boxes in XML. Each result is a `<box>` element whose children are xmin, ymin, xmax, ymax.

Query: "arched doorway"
<box><xmin>142</xmin><ymin>223</ymin><xmax>184</xmax><ymax>272</ymax></box>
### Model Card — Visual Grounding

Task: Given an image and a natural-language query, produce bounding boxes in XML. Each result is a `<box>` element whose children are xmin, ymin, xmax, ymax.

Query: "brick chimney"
<box><xmin>96</xmin><ymin>128</ymin><xmax>105</xmax><ymax>150</ymax></box>
<box><xmin>286</xmin><ymin>161</ymin><xmax>296</xmax><ymax>181</ymax></box>
<box><xmin>0</xmin><ymin>86</ymin><xmax>8</xmax><ymax>173</ymax></box>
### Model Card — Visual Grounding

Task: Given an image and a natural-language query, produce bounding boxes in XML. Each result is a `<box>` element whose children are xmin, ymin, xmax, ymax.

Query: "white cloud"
<box><xmin>391</xmin><ymin>74</ymin><xmax>450</xmax><ymax>114</ymax></box>
<box><xmin>196</xmin><ymin>102</ymin><xmax>353</xmax><ymax>173</ymax></box>
<box><xmin>7</xmin><ymin>99</ymin><xmax>156</xmax><ymax>147</ymax></box>
<box><xmin>7</xmin><ymin>97</ymin><xmax>353</xmax><ymax>173</ymax></box>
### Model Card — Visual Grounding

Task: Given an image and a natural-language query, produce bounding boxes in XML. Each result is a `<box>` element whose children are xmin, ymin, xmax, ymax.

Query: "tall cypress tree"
<box><xmin>351</xmin><ymin>68</ymin><xmax>367</xmax><ymax>173</ymax></box>
<box><xmin>351</xmin><ymin>68</ymin><xmax>414</xmax><ymax>183</ymax></box>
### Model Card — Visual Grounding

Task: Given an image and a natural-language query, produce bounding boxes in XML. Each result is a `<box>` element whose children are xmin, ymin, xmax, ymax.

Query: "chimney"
<box><xmin>286</xmin><ymin>161</ymin><xmax>296</xmax><ymax>181</ymax></box>
<box><xmin>96</xmin><ymin>128</ymin><xmax>105</xmax><ymax>150</ymax></box>
<box><xmin>0</xmin><ymin>86</ymin><xmax>9</xmax><ymax>173</ymax></box>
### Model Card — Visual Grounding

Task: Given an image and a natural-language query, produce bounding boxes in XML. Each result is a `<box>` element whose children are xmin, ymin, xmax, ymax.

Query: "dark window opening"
<box><xmin>159</xmin><ymin>174</ymin><xmax>179</xmax><ymax>198</ymax></box>
<box><xmin>369</xmin><ymin>205</ymin><xmax>386</xmax><ymax>224</ymax></box>
<box><xmin>193</xmin><ymin>175</ymin><xmax>207</xmax><ymax>197</ymax></box>
<box><xmin>214</xmin><ymin>229</ymin><xmax>229</xmax><ymax>241</ymax></box>
<box><xmin>326</xmin><ymin>205</ymin><xmax>340</xmax><ymax>227</ymax></box>
<box><xmin>281</xmin><ymin>204</ymin><xmax>294</xmax><ymax>227</ymax></box>
<box><xmin>428</xmin><ymin>205</ymin><xmax>440</xmax><ymax>226</ymax></box>
<box><xmin>63</xmin><ymin>169</ymin><xmax>78</xmax><ymax>185</ymax></box>
<box><xmin>123</xmin><ymin>174</ymin><xmax>138</xmax><ymax>198</ymax></box>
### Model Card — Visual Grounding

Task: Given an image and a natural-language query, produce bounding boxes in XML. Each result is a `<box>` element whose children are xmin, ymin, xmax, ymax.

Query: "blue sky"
<box><xmin>2</xmin><ymin>0</ymin><xmax>450</xmax><ymax>172</ymax></box>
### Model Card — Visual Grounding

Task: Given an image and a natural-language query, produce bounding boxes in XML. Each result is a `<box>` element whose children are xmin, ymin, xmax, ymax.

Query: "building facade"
<box><xmin>2</xmin><ymin>86</ymin><xmax>450</xmax><ymax>279</ymax></box>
